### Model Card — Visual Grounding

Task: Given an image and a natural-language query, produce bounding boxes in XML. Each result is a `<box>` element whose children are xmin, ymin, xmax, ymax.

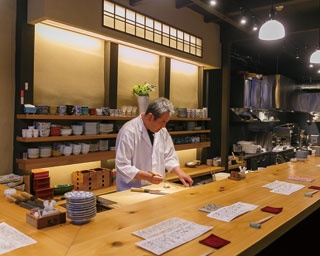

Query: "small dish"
<box><xmin>185</xmin><ymin>161</ymin><xmax>197</xmax><ymax>168</ymax></box>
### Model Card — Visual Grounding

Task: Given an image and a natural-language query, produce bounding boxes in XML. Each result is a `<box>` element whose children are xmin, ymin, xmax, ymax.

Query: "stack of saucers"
<box><xmin>64</xmin><ymin>191</ymin><xmax>96</xmax><ymax>225</ymax></box>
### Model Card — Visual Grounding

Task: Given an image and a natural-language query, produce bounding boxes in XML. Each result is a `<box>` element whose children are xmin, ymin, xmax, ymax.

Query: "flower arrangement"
<box><xmin>132</xmin><ymin>82</ymin><xmax>156</xmax><ymax>96</ymax></box>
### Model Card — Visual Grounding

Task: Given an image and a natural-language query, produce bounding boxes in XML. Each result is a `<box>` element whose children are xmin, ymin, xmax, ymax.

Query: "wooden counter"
<box><xmin>2</xmin><ymin>156</ymin><xmax>320</xmax><ymax>255</ymax></box>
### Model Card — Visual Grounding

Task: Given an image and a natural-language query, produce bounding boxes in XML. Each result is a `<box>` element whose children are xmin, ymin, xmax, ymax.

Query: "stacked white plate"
<box><xmin>65</xmin><ymin>191</ymin><xmax>96</xmax><ymax>225</ymax></box>
<box><xmin>99</xmin><ymin>123</ymin><xmax>113</xmax><ymax>134</ymax></box>
<box><xmin>82</xmin><ymin>122</ymin><xmax>99</xmax><ymax>135</ymax></box>
<box><xmin>98</xmin><ymin>139</ymin><xmax>108</xmax><ymax>151</ymax></box>
<box><xmin>39</xmin><ymin>146</ymin><xmax>52</xmax><ymax>158</ymax></box>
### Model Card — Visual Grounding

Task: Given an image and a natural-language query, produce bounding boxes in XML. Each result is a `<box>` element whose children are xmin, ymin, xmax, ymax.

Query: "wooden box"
<box><xmin>34</xmin><ymin>187</ymin><xmax>54</xmax><ymax>199</ymax></box>
<box><xmin>91</xmin><ymin>168</ymin><xmax>112</xmax><ymax>187</ymax></box>
<box><xmin>26</xmin><ymin>211</ymin><xmax>66</xmax><ymax>229</ymax></box>
<box><xmin>72</xmin><ymin>168</ymin><xmax>112</xmax><ymax>191</ymax></box>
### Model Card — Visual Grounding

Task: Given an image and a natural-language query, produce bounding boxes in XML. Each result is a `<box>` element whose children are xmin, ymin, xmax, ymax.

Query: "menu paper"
<box><xmin>133</xmin><ymin>217</ymin><xmax>212</xmax><ymax>255</ymax></box>
<box><xmin>206</xmin><ymin>202</ymin><xmax>258</xmax><ymax>222</ymax></box>
<box><xmin>262</xmin><ymin>180</ymin><xmax>305</xmax><ymax>195</ymax></box>
<box><xmin>0</xmin><ymin>222</ymin><xmax>37</xmax><ymax>254</ymax></box>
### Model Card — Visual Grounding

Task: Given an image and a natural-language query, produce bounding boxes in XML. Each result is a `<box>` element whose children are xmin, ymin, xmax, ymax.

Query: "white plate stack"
<box><xmin>65</xmin><ymin>191</ymin><xmax>96</xmax><ymax>225</ymax></box>
<box><xmin>82</xmin><ymin>122</ymin><xmax>99</xmax><ymax>135</ymax></box>
<box><xmin>98</xmin><ymin>140</ymin><xmax>108</xmax><ymax>151</ymax></box>
<box><xmin>99</xmin><ymin>123</ymin><xmax>113</xmax><ymax>134</ymax></box>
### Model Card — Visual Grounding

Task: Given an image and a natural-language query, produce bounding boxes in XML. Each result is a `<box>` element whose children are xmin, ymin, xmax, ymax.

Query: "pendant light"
<box><xmin>310</xmin><ymin>29</ymin><xmax>320</xmax><ymax>64</ymax></box>
<box><xmin>258</xmin><ymin>2</ymin><xmax>285</xmax><ymax>41</ymax></box>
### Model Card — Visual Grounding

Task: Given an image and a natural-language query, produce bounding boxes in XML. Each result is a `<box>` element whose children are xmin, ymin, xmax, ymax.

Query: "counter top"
<box><xmin>2</xmin><ymin>156</ymin><xmax>320</xmax><ymax>255</ymax></box>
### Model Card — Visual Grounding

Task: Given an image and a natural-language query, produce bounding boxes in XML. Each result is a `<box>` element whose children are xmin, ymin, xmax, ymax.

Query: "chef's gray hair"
<box><xmin>145</xmin><ymin>97</ymin><xmax>174</xmax><ymax>120</ymax></box>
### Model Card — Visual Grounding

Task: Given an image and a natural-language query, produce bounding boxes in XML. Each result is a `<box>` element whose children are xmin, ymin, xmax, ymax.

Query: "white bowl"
<box><xmin>72</xmin><ymin>125</ymin><xmax>83</xmax><ymax>135</ymax></box>
<box><xmin>80</xmin><ymin>143</ymin><xmax>90</xmax><ymax>154</ymax></box>
<box><xmin>61</xmin><ymin>128</ymin><xmax>72</xmax><ymax>136</ymax></box>
<box><xmin>28</xmin><ymin>148</ymin><xmax>39</xmax><ymax>155</ymax></box>
<box><xmin>63</xmin><ymin>146</ymin><xmax>72</xmax><ymax>156</ymax></box>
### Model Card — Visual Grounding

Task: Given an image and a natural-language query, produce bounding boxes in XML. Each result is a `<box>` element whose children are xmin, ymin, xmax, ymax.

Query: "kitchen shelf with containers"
<box><xmin>16</xmin><ymin>114</ymin><xmax>211</xmax><ymax>171</ymax></box>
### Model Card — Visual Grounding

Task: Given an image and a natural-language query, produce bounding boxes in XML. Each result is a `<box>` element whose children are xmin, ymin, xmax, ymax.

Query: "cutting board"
<box><xmin>97</xmin><ymin>182</ymin><xmax>186</xmax><ymax>207</ymax></box>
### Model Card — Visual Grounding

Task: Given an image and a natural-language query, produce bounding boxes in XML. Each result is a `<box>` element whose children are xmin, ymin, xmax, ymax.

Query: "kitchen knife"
<box><xmin>130</xmin><ymin>187</ymin><xmax>169</xmax><ymax>195</ymax></box>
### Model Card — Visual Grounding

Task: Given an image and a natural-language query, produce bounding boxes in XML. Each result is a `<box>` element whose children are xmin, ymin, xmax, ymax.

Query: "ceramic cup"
<box><xmin>33</xmin><ymin>129</ymin><xmax>39</xmax><ymax>138</ymax></box>
<box><xmin>74</xmin><ymin>105</ymin><xmax>82</xmax><ymax>116</ymax></box>
<box><xmin>96</xmin><ymin>108</ymin><xmax>102</xmax><ymax>116</ymax></box>
<box><xmin>101</xmin><ymin>107</ymin><xmax>110</xmax><ymax>116</ymax></box>
<box><xmin>22</xmin><ymin>129</ymin><xmax>28</xmax><ymax>138</ymax></box>
<box><xmin>81</xmin><ymin>106</ymin><xmax>89</xmax><ymax>116</ymax></box>
<box><xmin>206</xmin><ymin>158</ymin><xmax>213</xmax><ymax>166</ymax></box>
<box><xmin>57</xmin><ymin>105</ymin><xmax>66</xmax><ymax>115</ymax></box>
<box><xmin>89</xmin><ymin>108</ymin><xmax>96</xmax><ymax>115</ymax></box>
<box><xmin>66</xmin><ymin>105</ymin><xmax>75</xmax><ymax>115</ymax></box>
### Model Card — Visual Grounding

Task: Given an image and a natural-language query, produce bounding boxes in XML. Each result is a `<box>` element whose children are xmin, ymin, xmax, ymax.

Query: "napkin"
<box><xmin>308</xmin><ymin>185</ymin><xmax>320</xmax><ymax>190</ymax></box>
<box><xmin>199</xmin><ymin>233</ymin><xmax>230</xmax><ymax>248</ymax></box>
<box><xmin>261</xmin><ymin>206</ymin><xmax>283</xmax><ymax>214</ymax></box>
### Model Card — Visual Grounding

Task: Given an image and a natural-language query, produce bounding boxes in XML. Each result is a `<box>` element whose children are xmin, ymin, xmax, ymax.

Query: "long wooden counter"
<box><xmin>2</xmin><ymin>156</ymin><xmax>320</xmax><ymax>255</ymax></box>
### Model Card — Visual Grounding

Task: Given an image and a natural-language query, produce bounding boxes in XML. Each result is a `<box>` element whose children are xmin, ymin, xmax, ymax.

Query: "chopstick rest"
<box><xmin>304</xmin><ymin>190</ymin><xmax>319</xmax><ymax>197</ymax></box>
<box><xmin>261</xmin><ymin>206</ymin><xmax>283</xmax><ymax>214</ymax></box>
<box><xmin>250</xmin><ymin>215</ymin><xmax>274</xmax><ymax>229</ymax></box>
<box><xmin>199</xmin><ymin>233</ymin><xmax>230</xmax><ymax>248</ymax></box>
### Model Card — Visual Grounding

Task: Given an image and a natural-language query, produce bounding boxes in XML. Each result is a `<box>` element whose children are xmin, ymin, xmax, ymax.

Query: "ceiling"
<box><xmin>174</xmin><ymin>0</ymin><xmax>320</xmax><ymax>84</ymax></box>
<box><xmin>129</xmin><ymin>0</ymin><xmax>320</xmax><ymax>83</ymax></box>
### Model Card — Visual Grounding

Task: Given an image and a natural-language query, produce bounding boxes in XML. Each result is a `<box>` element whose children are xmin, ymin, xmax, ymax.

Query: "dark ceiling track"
<box><xmin>129</xmin><ymin>0</ymin><xmax>143</xmax><ymax>6</ymax></box>
<box><xmin>187</xmin><ymin>0</ymin><xmax>248</xmax><ymax>33</ymax></box>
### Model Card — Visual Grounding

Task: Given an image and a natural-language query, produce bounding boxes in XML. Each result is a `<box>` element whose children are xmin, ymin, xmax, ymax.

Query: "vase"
<box><xmin>137</xmin><ymin>96</ymin><xmax>149</xmax><ymax>114</ymax></box>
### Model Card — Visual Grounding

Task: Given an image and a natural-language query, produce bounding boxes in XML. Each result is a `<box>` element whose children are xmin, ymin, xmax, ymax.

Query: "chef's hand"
<box><xmin>171</xmin><ymin>167</ymin><xmax>193</xmax><ymax>187</ymax></box>
<box><xmin>136</xmin><ymin>170</ymin><xmax>164</xmax><ymax>184</ymax></box>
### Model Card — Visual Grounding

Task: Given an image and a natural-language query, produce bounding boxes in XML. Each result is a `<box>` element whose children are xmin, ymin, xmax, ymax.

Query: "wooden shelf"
<box><xmin>16</xmin><ymin>115</ymin><xmax>212</xmax><ymax>171</ymax></box>
<box><xmin>17</xmin><ymin>114</ymin><xmax>134</xmax><ymax>121</ymax></box>
<box><xmin>16</xmin><ymin>142</ymin><xmax>211</xmax><ymax>171</ymax></box>
<box><xmin>174</xmin><ymin>141</ymin><xmax>210</xmax><ymax>151</ymax></box>
<box><xmin>16</xmin><ymin>151</ymin><xmax>116</xmax><ymax>171</ymax></box>
<box><xmin>16</xmin><ymin>133</ymin><xmax>118</xmax><ymax>142</ymax></box>
<box><xmin>17</xmin><ymin>114</ymin><xmax>210</xmax><ymax>122</ymax></box>
<box><xmin>169</xmin><ymin>130</ymin><xmax>210</xmax><ymax>135</ymax></box>
<box><xmin>17</xmin><ymin>132</ymin><xmax>209</xmax><ymax>143</ymax></box>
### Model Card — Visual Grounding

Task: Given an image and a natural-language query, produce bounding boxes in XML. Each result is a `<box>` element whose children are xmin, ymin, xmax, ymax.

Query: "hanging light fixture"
<box><xmin>252</xmin><ymin>16</ymin><xmax>258</xmax><ymax>31</ymax></box>
<box><xmin>239</xmin><ymin>7</ymin><xmax>247</xmax><ymax>25</ymax></box>
<box><xmin>309</xmin><ymin>29</ymin><xmax>320</xmax><ymax>64</ymax></box>
<box><xmin>258</xmin><ymin>2</ymin><xmax>285</xmax><ymax>41</ymax></box>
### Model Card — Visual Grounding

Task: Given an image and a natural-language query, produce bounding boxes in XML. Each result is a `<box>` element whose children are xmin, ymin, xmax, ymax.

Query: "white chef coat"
<box><xmin>115</xmin><ymin>114</ymin><xmax>179</xmax><ymax>191</ymax></box>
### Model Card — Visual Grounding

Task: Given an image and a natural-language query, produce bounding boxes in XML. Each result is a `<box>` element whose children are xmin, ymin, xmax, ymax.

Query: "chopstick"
<box><xmin>200</xmin><ymin>249</ymin><xmax>215</xmax><ymax>256</ymax></box>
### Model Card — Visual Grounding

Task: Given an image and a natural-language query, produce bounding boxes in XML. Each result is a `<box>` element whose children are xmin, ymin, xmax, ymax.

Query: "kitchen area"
<box><xmin>225</xmin><ymin>72</ymin><xmax>320</xmax><ymax>171</ymax></box>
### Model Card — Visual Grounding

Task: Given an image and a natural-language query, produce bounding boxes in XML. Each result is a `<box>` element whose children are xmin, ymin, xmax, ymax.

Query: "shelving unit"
<box><xmin>16</xmin><ymin>114</ymin><xmax>211</xmax><ymax>171</ymax></box>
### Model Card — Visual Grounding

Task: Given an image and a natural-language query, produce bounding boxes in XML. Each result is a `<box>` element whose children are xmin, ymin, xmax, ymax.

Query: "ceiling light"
<box><xmin>258</xmin><ymin>5</ymin><xmax>285</xmax><ymax>41</ymax></box>
<box><xmin>239</xmin><ymin>7</ymin><xmax>247</xmax><ymax>25</ymax></box>
<box><xmin>209</xmin><ymin>0</ymin><xmax>217</xmax><ymax>6</ymax></box>
<box><xmin>252</xmin><ymin>16</ymin><xmax>258</xmax><ymax>31</ymax></box>
<box><xmin>252</xmin><ymin>24</ymin><xmax>258</xmax><ymax>31</ymax></box>
<box><xmin>310</xmin><ymin>29</ymin><xmax>320</xmax><ymax>64</ymax></box>
<box><xmin>240</xmin><ymin>16</ymin><xmax>247</xmax><ymax>25</ymax></box>
<box><xmin>310</xmin><ymin>49</ymin><xmax>320</xmax><ymax>63</ymax></box>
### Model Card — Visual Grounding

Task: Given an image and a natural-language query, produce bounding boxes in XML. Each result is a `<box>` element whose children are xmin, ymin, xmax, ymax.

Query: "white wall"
<box><xmin>0</xmin><ymin>0</ymin><xmax>16</xmax><ymax>175</ymax></box>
